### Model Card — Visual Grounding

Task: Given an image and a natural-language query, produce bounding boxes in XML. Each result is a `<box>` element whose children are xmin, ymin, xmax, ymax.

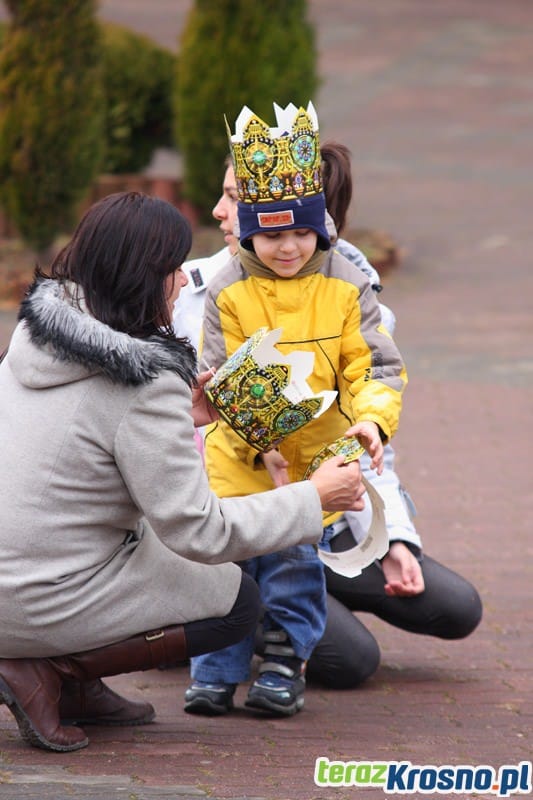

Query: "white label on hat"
<box><xmin>257</xmin><ymin>210</ymin><xmax>294</xmax><ymax>228</ymax></box>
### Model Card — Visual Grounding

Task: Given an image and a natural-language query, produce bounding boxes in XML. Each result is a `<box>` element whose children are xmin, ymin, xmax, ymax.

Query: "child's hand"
<box><xmin>381</xmin><ymin>542</ymin><xmax>425</xmax><ymax>596</ymax></box>
<box><xmin>261</xmin><ymin>449</ymin><xmax>290</xmax><ymax>487</ymax></box>
<box><xmin>190</xmin><ymin>370</ymin><xmax>219</xmax><ymax>427</ymax></box>
<box><xmin>345</xmin><ymin>421</ymin><xmax>384</xmax><ymax>474</ymax></box>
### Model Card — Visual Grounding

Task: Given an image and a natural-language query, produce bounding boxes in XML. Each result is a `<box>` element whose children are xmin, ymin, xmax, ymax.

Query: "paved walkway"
<box><xmin>0</xmin><ymin>1</ymin><xmax>532</xmax><ymax>798</ymax></box>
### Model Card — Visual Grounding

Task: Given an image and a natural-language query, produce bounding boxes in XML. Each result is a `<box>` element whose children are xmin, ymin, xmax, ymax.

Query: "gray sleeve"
<box><xmin>114</xmin><ymin>373</ymin><xmax>323</xmax><ymax>563</ymax></box>
<box><xmin>200</xmin><ymin>284</ymin><xmax>228</xmax><ymax>372</ymax></box>
<box><xmin>198</xmin><ymin>257</ymin><xmax>246</xmax><ymax>371</ymax></box>
<box><xmin>335</xmin><ymin>238</ymin><xmax>382</xmax><ymax>286</ymax></box>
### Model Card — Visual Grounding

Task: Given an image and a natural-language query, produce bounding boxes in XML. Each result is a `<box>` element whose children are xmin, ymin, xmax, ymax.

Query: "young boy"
<box><xmin>184</xmin><ymin>102</ymin><xmax>408</xmax><ymax>717</ymax></box>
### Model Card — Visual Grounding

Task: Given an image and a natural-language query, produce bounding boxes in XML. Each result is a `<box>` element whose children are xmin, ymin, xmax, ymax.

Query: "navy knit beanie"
<box><xmin>238</xmin><ymin>193</ymin><xmax>330</xmax><ymax>251</ymax></box>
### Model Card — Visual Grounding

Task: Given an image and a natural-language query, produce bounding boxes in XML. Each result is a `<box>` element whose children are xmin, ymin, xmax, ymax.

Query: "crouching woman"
<box><xmin>0</xmin><ymin>192</ymin><xmax>364</xmax><ymax>751</ymax></box>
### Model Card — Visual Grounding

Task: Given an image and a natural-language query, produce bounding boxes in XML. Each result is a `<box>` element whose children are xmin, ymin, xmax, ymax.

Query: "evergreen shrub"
<box><xmin>0</xmin><ymin>0</ymin><xmax>105</xmax><ymax>253</ymax></box>
<box><xmin>101</xmin><ymin>23</ymin><xmax>175</xmax><ymax>174</ymax></box>
<box><xmin>176</xmin><ymin>0</ymin><xmax>318</xmax><ymax>222</ymax></box>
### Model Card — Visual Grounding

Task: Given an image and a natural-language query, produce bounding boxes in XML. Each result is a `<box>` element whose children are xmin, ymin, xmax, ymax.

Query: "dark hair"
<box><xmin>321</xmin><ymin>141</ymin><xmax>353</xmax><ymax>235</ymax></box>
<box><xmin>48</xmin><ymin>192</ymin><xmax>192</xmax><ymax>338</ymax></box>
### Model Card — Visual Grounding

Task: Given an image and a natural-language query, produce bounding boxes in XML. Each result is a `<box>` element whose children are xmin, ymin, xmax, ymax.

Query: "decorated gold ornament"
<box><xmin>226</xmin><ymin>102</ymin><xmax>323</xmax><ymax>204</ymax></box>
<box><xmin>304</xmin><ymin>436</ymin><xmax>366</xmax><ymax>480</ymax></box>
<box><xmin>205</xmin><ymin>327</ymin><xmax>337</xmax><ymax>453</ymax></box>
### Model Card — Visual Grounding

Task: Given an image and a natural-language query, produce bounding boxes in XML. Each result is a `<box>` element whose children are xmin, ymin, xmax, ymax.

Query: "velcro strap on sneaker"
<box><xmin>263</xmin><ymin>629</ymin><xmax>289</xmax><ymax>644</ymax></box>
<box><xmin>258</xmin><ymin>660</ymin><xmax>296</xmax><ymax>679</ymax></box>
<box><xmin>263</xmin><ymin>643</ymin><xmax>296</xmax><ymax>658</ymax></box>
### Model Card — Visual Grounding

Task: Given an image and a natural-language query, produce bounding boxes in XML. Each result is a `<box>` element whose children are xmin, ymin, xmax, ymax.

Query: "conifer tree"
<box><xmin>176</xmin><ymin>0</ymin><xmax>318</xmax><ymax>221</ymax></box>
<box><xmin>101</xmin><ymin>23</ymin><xmax>175</xmax><ymax>174</ymax></box>
<box><xmin>0</xmin><ymin>0</ymin><xmax>104</xmax><ymax>254</ymax></box>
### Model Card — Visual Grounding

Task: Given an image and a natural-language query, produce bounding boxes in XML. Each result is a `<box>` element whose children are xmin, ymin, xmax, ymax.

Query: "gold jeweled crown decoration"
<box><xmin>226</xmin><ymin>102</ymin><xmax>323</xmax><ymax>204</ymax></box>
<box><xmin>303</xmin><ymin>436</ymin><xmax>366</xmax><ymax>480</ymax></box>
<box><xmin>205</xmin><ymin>327</ymin><xmax>337</xmax><ymax>453</ymax></box>
<box><xmin>304</xmin><ymin>438</ymin><xmax>389</xmax><ymax>578</ymax></box>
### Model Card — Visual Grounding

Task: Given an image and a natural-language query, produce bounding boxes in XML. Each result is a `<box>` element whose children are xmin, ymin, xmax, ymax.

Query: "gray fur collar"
<box><xmin>19</xmin><ymin>279</ymin><xmax>197</xmax><ymax>387</ymax></box>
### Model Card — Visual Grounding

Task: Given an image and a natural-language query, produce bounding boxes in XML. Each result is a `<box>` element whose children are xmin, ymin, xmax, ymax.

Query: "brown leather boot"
<box><xmin>0</xmin><ymin>625</ymin><xmax>187</xmax><ymax>752</ymax></box>
<box><xmin>62</xmin><ymin>625</ymin><xmax>187</xmax><ymax>680</ymax></box>
<box><xmin>59</xmin><ymin>679</ymin><xmax>155</xmax><ymax>726</ymax></box>
<box><xmin>0</xmin><ymin>659</ymin><xmax>88</xmax><ymax>752</ymax></box>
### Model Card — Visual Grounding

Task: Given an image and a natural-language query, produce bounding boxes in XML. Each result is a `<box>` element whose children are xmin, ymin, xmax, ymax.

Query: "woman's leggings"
<box><xmin>183</xmin><ymin>570</ymin><xmax>261</xmax><ymax>658</ymax></box>
<box><xmin>306</xmin><ymin>531</ymin><xmax>482</xmax><ymax>689</ymax></box>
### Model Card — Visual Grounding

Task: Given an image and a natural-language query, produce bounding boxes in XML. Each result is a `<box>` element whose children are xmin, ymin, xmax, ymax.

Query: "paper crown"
<box><xmin>226</xmin><ymin>102</ymin><xmax>323</xmax><ymax>204</ymax></box>
<box><xmin>303</xmin><ymin>436</ymin><xmax>390</xmax><ymax>578</ymax></box>
<box><xmin>303</xmin><ymin>436</ymin><xmax>366</xmax><ymax>480</ymax></box>
<box><xmin>205</xmin><ymin>327</ymin><xmax>337</xmax><ymax>453</ymax></box>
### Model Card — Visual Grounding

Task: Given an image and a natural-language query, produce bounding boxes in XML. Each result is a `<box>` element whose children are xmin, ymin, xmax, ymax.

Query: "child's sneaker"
<box><xmin>184</xmin><ymin>681</ymin><xmax>236</xmax><ymax>715</ymax></box>
<box><xmin>245</xmin><ymin>629</ymin><xmax>306</xmax><ymax>716</ymax></box>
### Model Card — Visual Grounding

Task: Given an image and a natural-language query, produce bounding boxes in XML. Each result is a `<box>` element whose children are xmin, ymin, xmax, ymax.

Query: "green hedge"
<box><xmin>0</xmin><ymin>1</ymin><xmax>105</xmax><ymax>252</ymax></box>
<box><xmin>0</xmin><ymin>12</ymin><xmax>177</xmax><ymax>249</ymax></box>
<box><xmin>100</xmin><ymin>23</ymin><xmax>175</xmax><ymax>174</ymax></box>
<box><xmin>175</xmin><ymin>0</ymin><xmax>318</xmax><ymax>222</ymax></box>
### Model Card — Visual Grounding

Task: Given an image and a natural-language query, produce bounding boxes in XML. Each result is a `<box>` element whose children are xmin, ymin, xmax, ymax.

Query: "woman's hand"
<box><xmin>345</xmin><ymin>421</ymin><xmax>384</xmax><ymax>474</ymax></box>
<box><xmin>190</xmin><ymin>370</ymin><xmax>219</xmax><ymax>428</ymax></box>
<box><xmin>381</xmin><ymin>542</ymin><xmax>425</xmax><ymax>597</ymax></box>
<box><xmin>309</xmin><ymin>455</ymin><xmax>366</xmax><ymax>512</ymax></box>
<box><xmin>261</xmin><ymin>449</ymin><xmax>290</xmax><ymax>487</ymax></box>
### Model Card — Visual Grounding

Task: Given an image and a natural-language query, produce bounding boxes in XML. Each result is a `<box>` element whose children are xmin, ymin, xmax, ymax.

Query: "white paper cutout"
<box><xmin>251</xmin><ymin>328</ymin><xmax>337</xmax><ymax>416</ymax></box>
<box><xmin>317</xmin><ymin>476</ymin><xmax>389</xmax><ymax>577</ymax></box>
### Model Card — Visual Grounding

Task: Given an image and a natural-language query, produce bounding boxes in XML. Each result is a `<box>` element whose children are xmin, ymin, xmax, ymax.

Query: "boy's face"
<box><xmin>252</xmin><ymin>229</ymin><xmax>318</xmax><ymax>278</ymax></box>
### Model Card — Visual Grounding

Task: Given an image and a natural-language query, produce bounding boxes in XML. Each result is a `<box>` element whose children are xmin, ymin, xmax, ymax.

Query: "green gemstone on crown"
<box><xmin>250</xmin><ymin>383</ymin><xmax>266</xmax><ymax>398</ymax></box>
<box><xmin>253</xmin><ymin>150</ymin><xmax>267</xmax><ymax>166</ymax></box>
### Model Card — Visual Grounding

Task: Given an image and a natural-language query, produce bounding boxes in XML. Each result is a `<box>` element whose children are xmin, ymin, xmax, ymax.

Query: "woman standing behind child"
<box><xmin>305</xmin><ymin>142</ymin><xmax>482</xmax><ymax>687</ymax></box>
<box><xmin>183</xmin><ymin>102</ymin><xmax>407</xmax><ymax>717</ymax></box>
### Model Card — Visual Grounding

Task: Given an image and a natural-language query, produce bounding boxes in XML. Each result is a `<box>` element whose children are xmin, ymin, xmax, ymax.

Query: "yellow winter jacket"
<box><xmin>200</xmin><ymin>249</ymin><xmax>408</xmax><ymax>525</ymax></box>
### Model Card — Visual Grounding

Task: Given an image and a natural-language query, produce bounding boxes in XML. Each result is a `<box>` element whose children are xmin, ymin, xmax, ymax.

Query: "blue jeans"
<box><xmin>190</xmin><ymin>544</ymin><xmax>327</xmax><ymax>684</ymax></box>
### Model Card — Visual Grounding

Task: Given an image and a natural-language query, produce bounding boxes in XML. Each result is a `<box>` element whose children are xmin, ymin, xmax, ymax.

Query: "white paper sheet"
<box><xmin>317</xmin><ymin>476</ymin><xmax>389</xmax><ymax>578</ymax></box>
<box><xmin>252</xmin><ymin>328</ymin><xmax>337</xmax><ymax>416</ymax></box>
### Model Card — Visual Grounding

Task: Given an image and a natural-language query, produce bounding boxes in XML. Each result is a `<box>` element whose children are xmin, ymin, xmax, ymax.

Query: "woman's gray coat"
<box><xmin>0</xmin><ymin>280</ymin><xmax>323</xmax><ymax>657</ymax></box>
